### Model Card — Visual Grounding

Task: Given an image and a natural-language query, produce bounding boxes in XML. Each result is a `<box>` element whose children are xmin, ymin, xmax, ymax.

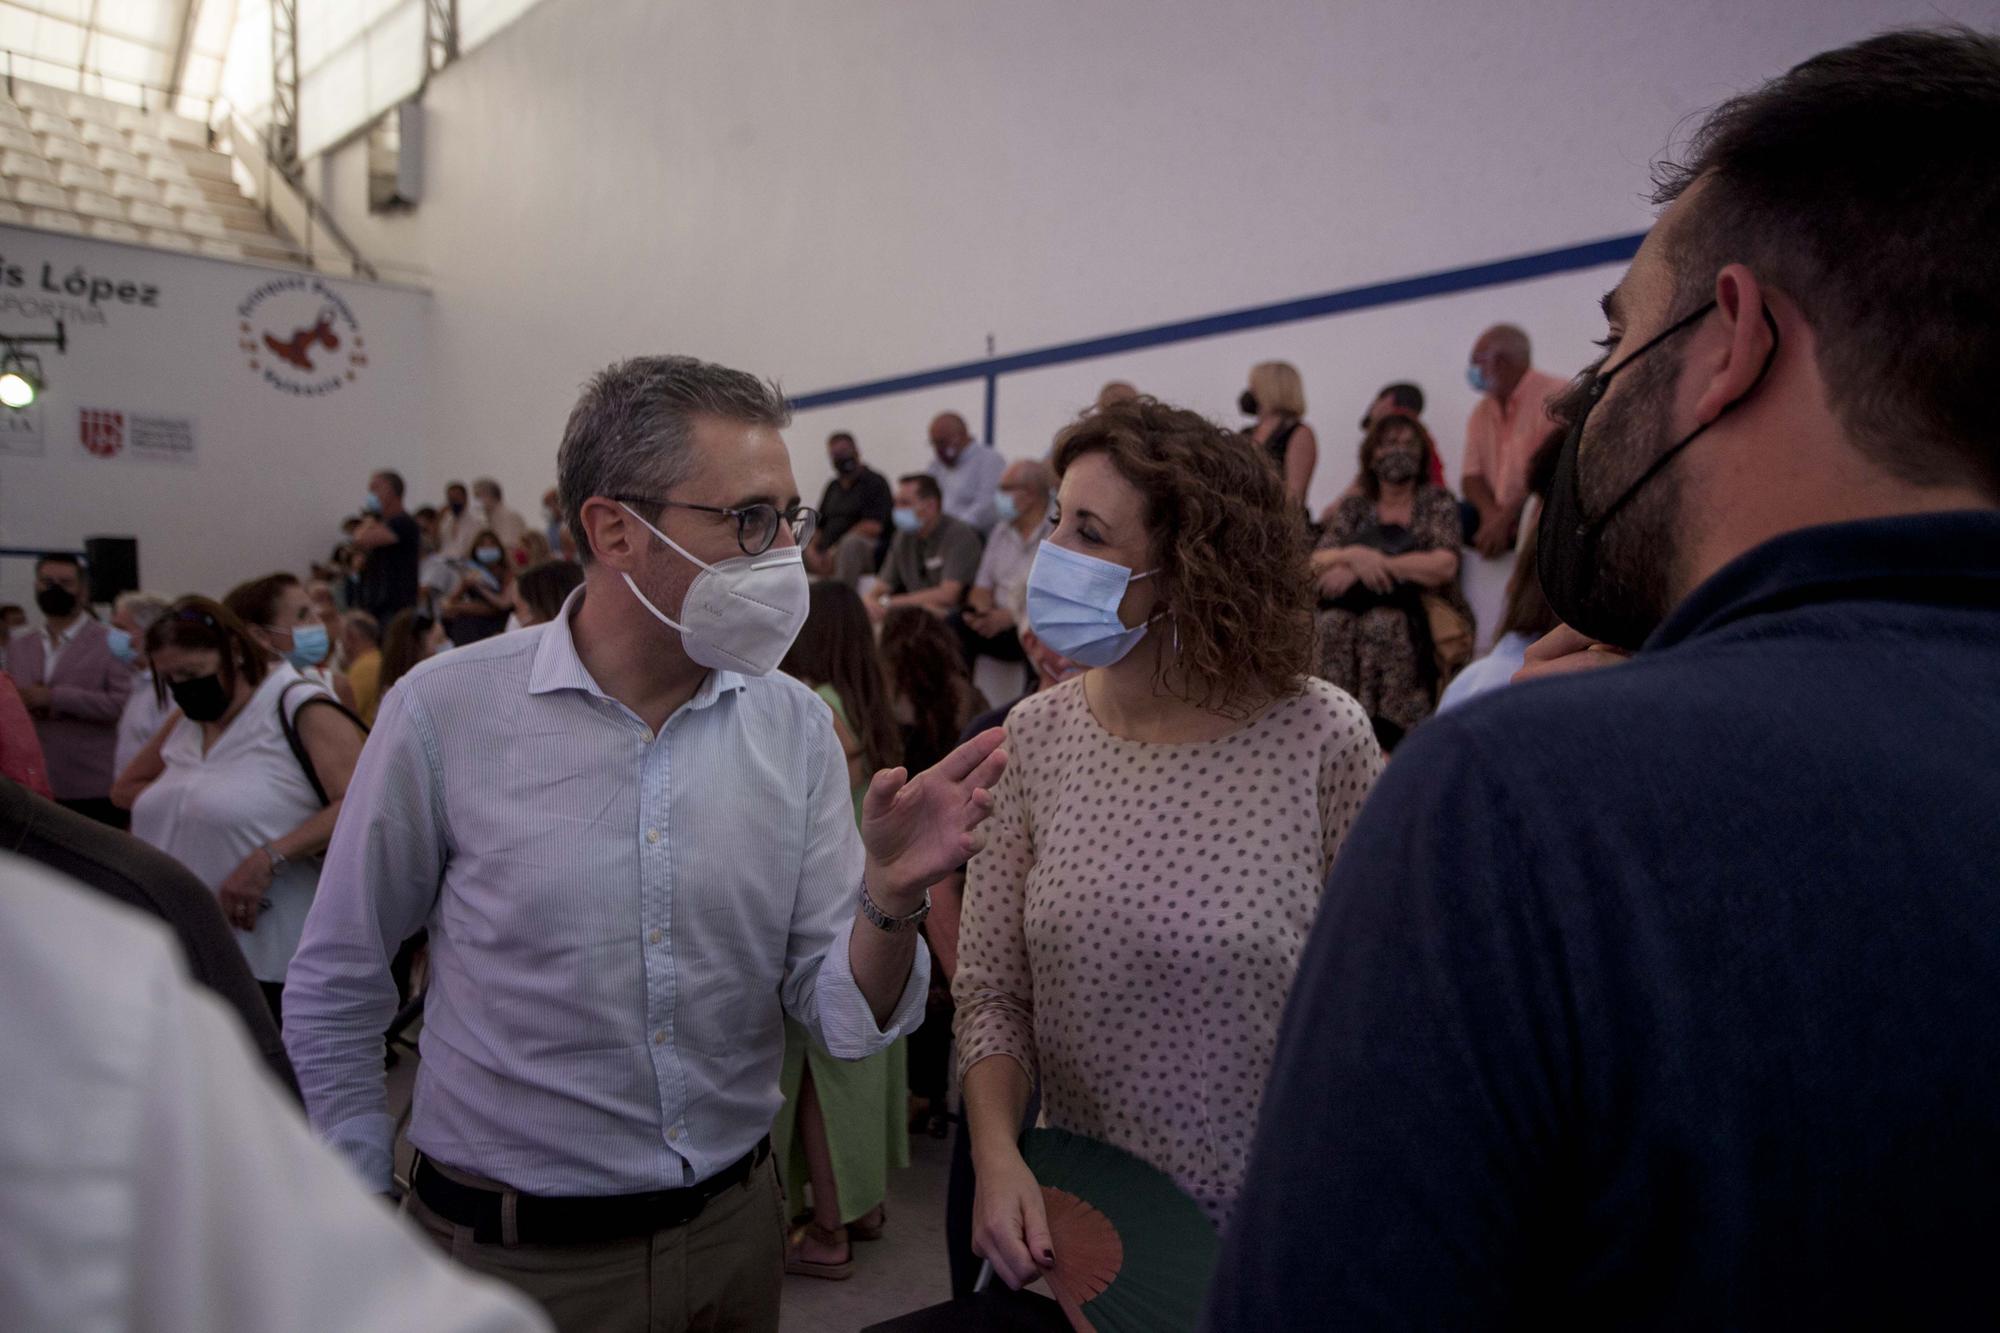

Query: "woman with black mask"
<box><xmin>1310</xmin><ymin>414</ymin><xmax>1473</xmax><ymax>738</ymax></box>
<box><xmin>112</xmin><ymin>597</ymin><xmax>366</xmax><ymax>1022</ymax></box>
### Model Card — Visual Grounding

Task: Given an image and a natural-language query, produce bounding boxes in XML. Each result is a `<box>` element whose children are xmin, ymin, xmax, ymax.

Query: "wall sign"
<box><xmin>78</xmin><ymin>406</ymin><xmax>198</xmax><ymax>465</ymax></box>
<box><xmin>0</xmin><ymin>403</ymin><xmax>43</xmax><ymax>457</ymax></box>
<box><xmin>239</xmin><ymin>275</ymin><xmax>368</xmax><ymax>397</ymax></box>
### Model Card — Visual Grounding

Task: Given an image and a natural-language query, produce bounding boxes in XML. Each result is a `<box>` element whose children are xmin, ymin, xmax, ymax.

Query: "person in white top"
<box><xmin>959</xmin><ymin>459</ymin><xmax>1054</xmax><ymax>666</ymax></box>
<box><xmin>227</xmin><ymin>570</ymin><xmax>361</xmax><ymax>713</ymax></box>
<box><xmin>109</xmin><ymin>590</ymin><xmax>173</xmax><ymax>776</ymax></box>
<box><xmin>925</xmin><ymin>411</ymin><xmax>1008</xmax><ymax>532</ymax></box>
<box><xmin>114</xmin><ymin>596</ymin><xmax>366</xmax><ymax>1024</ymax></box>
<box><xmin>0</xmin><ymin>849</ymin><xmax>550</xmax><ymax>1333</ymax></box>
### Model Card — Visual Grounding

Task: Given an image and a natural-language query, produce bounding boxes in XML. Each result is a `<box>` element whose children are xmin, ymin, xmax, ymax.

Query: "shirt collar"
<box><xmin>527</xmin><ymin>584</ymin><xmax>749</xmax><ymax>713</ymax></box>
<box><xmin>1647</xmin><ymin>509</ymin><xmax>2000</xmax><ymax>653</ymax></box>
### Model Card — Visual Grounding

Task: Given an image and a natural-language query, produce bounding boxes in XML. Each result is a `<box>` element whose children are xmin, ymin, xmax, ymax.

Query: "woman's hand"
<box><xmin>217</xmin><ymin>848</ymin><xmax>275</xmax><ymax>931</ymax></box>
<box><xmin>1319</xmin><ymin>565</ymin><xmax>1358</xmax><ymax>598</ymax></box>
<box><xmin>971</xmin><ymin>1142</ymin><xmax>1055</xmax><ymax>1290</ymax></box>
<box><xmin>1344</xmin><ymin>547</ymin><xmax>1395</xmax><ymax>593</ymax></box>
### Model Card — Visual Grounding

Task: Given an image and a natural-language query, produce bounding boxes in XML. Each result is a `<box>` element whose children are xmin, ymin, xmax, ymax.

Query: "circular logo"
<box><xmin>239</xmin><ymin>277</ymin><xmax>367</xmax><ymax>398</ymax></box>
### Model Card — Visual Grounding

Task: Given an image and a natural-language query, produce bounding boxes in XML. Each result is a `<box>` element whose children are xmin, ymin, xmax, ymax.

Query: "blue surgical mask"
<box><xmin>281</xmin><ymin>622</ymin><xmax>330</xmax><ymax>669</ymax></box>
<box><xmin>362</xmin><ymin>493</ymin><xmax>383</xmax><ymax>515</ymax></box>
<box><xmin>106</xmin><ymin>626</ymin><xmax>138</xmax><ymax>664</ymax></box>
<box><xmin>1024</xmin><ymin>542</ymin><xmax>1157</xmax><ymax>668</ymax></box>
<box><xmin>993</xmin><ymin>491</ymin><xmax>1019</xmax><ymax>524</ymax></box>
<box><xmin>891</xmin><ymin>506</ymin><xmax>920</xmax><ymax>533</ymax></box>
<box><xmin>1466</xmin><ymin>363</ymin><xmax>1491</xmax><ymax>394</ymax></box>
<box><xmin>474</xmin><ymin>545</ymin><xmax>504</xmax><ymax>565</ymax></box>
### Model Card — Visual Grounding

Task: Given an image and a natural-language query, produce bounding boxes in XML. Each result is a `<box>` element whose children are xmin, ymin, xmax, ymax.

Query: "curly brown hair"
<box><xmin>1355</xmin><ymin>413</ymin><xmax>1441</xmax><ymax>500</ymax></box>
<box><xmin>1051</xmin><ymin>397</ymin><xmax>1315</xmax><ymax>714</ymax></box>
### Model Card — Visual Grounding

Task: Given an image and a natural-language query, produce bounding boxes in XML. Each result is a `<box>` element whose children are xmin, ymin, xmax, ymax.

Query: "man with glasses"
<box><xmin>285</xmin><ymin>355</ymin><xmax>1006</xmax><ymax>1333</ymax></box>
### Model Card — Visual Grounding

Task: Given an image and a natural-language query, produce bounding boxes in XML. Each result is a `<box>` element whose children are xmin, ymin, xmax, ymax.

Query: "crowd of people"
<box><xmin>0</xmin><ymin>26</ymin><xmax>1996</xmax><ymax>1333</ymax></box>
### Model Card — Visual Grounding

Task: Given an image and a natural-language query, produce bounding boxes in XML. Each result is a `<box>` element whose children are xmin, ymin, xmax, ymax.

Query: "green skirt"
<box><xmin>771</xmin><ymin>1018</ymin><xmax>910</xmax><ymax>1225</ymax></box>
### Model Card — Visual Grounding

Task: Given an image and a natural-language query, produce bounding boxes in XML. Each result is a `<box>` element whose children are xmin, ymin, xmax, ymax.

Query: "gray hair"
<box><xmin>557</xmin><ymin>355</ymin><xmax>791</xmax><ymax>563</ymax></box>
<box><xmin>113</xmin><ymin>590</ymin><xmax>172</xmax><ymax>632</ymax></box>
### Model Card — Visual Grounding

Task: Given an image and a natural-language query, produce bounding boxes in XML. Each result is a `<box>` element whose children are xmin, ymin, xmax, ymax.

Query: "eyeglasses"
<box><xmin>612</xmin><ymin>495</ymin><xmax>819</xmax><ymax>557</ymax></box>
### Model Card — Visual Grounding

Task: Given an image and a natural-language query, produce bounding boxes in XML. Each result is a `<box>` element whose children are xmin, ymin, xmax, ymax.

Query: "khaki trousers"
<box><xmin>405</xmin><ymin>1158</ymin><xmax>787</xmax><ymax>1333</ymax></box>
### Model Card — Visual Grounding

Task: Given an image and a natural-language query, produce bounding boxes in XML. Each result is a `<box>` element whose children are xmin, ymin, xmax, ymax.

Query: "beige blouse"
<box><xmin>953</xmin><ymin>676</ymin><xmax>1381</xmax><ymax>1226</ymax></box>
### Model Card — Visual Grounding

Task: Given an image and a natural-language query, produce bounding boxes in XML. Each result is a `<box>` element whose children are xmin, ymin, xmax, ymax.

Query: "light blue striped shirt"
<box><xmin>283</xmin><ymin>592</ymin><xmax>927</xmax><ymax>1195</ymax></box>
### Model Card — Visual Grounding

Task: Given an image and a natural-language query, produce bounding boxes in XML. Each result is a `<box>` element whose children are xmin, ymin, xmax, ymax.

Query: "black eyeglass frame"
<box><xmin>611</xmin><ymin>494</ymin><xmax>819</xmax><ymax>557</ymax></box>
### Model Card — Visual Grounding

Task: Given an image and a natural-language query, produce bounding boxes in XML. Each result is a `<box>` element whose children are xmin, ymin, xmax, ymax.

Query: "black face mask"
<box><xmin>34</xmin><ymin>585</ymin><xmax>77</xmax><ymax>618</ymax></box>
<box><xmin>1538</xmin><ymin>299</ymin><xmax>1780</xmax><ymax>651</ymax></box>
<box><xmin>168</xmin><ymin>673</ymin><xmax>232</xmax><ymax>723</ymax></box>
<box><xmin>448</xmin><ymin>498</ymin><xmax>466</xmax><ymax>515</ymax></box>
<box><xmin>1238</xmin><ymin>390</ymin><xmax>1259</xmax><ymax>416</ymax></box>
<box><xmin>832</xmin><ymin>455</ymin><xmax>859</xmax><ymax>476</ymax></box>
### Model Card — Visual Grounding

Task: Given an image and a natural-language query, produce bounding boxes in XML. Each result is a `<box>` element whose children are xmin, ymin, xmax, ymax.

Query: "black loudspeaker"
<box><xmin>84</xmin><ymin>536</ymin><xmax>139</xmax><ymax>605</ymax></box>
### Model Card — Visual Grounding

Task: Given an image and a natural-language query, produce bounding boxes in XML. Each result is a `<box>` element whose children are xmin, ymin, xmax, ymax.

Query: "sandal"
<box><xmin>785</xmin><ymin>1221</ymin><xmax>852</xmax><ymax>1280</ymax></box>
<box><xmin>849</xmin><ymin>1205</ymin><xmax>887</xmax><ymax>1243</ymax></box>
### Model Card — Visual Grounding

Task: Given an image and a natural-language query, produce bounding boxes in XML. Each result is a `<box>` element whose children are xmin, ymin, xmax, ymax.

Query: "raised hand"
<box><xmin>861</xmin><ymin>727</ymin><xmax>1007</xmax><ymax>908</ymax></box>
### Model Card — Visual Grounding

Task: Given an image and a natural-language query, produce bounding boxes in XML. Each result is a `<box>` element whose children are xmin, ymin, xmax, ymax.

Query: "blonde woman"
<box><xmin>1239</xmin><ymin>360</ymin><xmax>1319</xmax><ymax>512</ymax></box>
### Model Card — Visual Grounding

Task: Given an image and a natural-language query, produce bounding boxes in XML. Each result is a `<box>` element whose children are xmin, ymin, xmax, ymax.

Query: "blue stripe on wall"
<box><xmin>787</xmin><ymin>232</ymin><xmax>1646</xmax><ymax>412</ymax></box>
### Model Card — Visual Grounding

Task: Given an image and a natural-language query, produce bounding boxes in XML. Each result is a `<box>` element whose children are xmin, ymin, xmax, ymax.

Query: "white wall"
<box><xmin>0</xmin><ymin>228</ymin><xmax>432</xmax><ymax>613</ymax></box>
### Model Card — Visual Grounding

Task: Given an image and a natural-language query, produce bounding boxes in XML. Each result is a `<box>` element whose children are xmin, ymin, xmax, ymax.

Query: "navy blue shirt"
<box><xmin>1207</xmin><ymin>512</ymin><xmax>2000</xmax><ymax>1330</ymax></box>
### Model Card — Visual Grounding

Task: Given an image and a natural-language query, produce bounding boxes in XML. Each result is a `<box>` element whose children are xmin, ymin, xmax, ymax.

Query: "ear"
<box><xmin>1695</xmin><ymin>264</ymin><xmax>1780</xmax><ymax>427</ymax></box>
<box><xmin>578</xmin><ymin>496</ymin><xmax>645</xmax><ymax>572</ymax></box>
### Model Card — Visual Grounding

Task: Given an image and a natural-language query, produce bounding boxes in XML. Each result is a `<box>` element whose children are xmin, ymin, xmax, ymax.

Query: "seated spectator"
<box><xmin>378</xmin><ymin>605</ymin><xmax>447</xmax><ymax>699</ymax></box>
<box><xmin>1239</xmin><ymin>359</ymin><xmax>1319</xmax><ymax>513</ymax></box>
<box><xmin>1436</xmin><ymin>507</ymin><xmax>1560</xmax><ymax>718</ymax></box>
<box><xmin>339</xmin><ymin>611</ymin><xmax>384</xmax><ymax>725</ymax></box>
<box><xmin>226</xmin><ymin>572</ymin><xmax>359</xmax><ymax>714</ymax></box>
<box><xmin>1312</xmin><ymin>415</ymin><xmax>1473</xmax><ymax>738</ymax></box>
<box><xmin>5</xmin><ymin>552</ymin><xmax>132</xmax><ymax>828</ymax></box>
<box><xmin>880</xmin><ymin>606</ymin><xmax>990</xmax><ymax>1143</ymax></box>
<box><xmin>806</xmin><ymin>431</ymin><xmax>896</xmax><ymax>585</ymax></box>
<box><xmin>1355</xmin><ymin>380</ymin><xmax>1446</xmax><ymax>489</ymax></box>
<box><xmin>512</xmin><ymin>559</ymin><xmax>585</xmax><ymax>628</ymax></box>
<box><xmin>114</xmin><ymin>598</ymin><xmax>366</xmax><ymax>1024</ymax></box>
<box><xmin>109</xmin><ymin>591</ymin><xmax>174</xmax><ymax>776</ymax></box>
<box><xmin>869</xmin><ymin>474</ymin><xmax>983</xmax><ymax>623</ymax></box>
<box><xmin>1462</xmin><ymin>323</ymin><xmax>1569</xmax><ymax>557</ymax></box>
<box><xmin>439</xmin><ymin>529</ymin><xmax>516</xmax><ymax>645</ymax></box>
<box><xmin>956</xmin><ymin>460</ymin><xmax>1054</xmax><ymax>666</ymax></box>
<box><xmin>471</xmin><ymin>477</ymin><xmax>529</xmax><ymax>552</ymax></box>
<box><xmin>926</xmin><ymin>412</ymin><xmax>1008</xmax><ymax>531</ymax></box>
<box><xmin>0</xmin><ymin>852</ymin><xmax>550</xmax><ymax>1333</ymax></box>
<box><xmin>956</xmin><ymin>398</ymin><xmax>1381</xmax><ymax>1292</ymax></box>
<box><xmin>775</xmin><ymin>581</ymin><xmax>909</xmax><ymax>1279</ymax></box>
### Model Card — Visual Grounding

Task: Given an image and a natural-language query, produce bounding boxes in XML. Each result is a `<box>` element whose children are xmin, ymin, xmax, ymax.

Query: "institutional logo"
<box><xmin>239</xmin><ymin>275</ymin><xmax>367</xmax><ymax>397</ymax></box>
<box><xmin>80</xmin><ymin>407</ymin><xmax>124</xmax><ymax>458</ymax></box>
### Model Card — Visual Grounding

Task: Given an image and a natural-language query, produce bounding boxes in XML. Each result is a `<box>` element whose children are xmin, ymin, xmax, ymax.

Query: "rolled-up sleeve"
<box><xmin>952</xmin><ymin>743</ymin><xmax>1037</xmax><ymax>1085</ymax></box>
<box><xmin>283</xmin><ymin>681</ymin><xmax>449</xmax><ymax>1191</ymax></box>
<box><xmin>779</xmin><ymin>702</ymin><xmax>926</xmax><ymax>1058</ymax></box>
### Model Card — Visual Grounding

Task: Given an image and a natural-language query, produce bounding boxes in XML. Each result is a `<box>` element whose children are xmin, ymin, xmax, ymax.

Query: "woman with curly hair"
<box><xmin>1311</xmin><ymin>414</ymin><xmax>1474</xmax><ymax>735</ymax></box>
<box><xmin>954</xmin><ymin>397</ymin><xmax>1383</xmax><ymax>1289</ymax></box>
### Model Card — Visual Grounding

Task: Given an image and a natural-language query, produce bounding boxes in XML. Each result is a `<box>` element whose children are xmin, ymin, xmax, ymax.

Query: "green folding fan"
<box><xmin>1017</xmin><ymin>1127</ymin><xmax>1221</xmax><ymax>1333</ymax></box>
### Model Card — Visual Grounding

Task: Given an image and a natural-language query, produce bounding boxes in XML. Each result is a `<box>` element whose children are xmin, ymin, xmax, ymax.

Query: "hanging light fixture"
<box><xmin>0</xmin><ymin>321</ymin><xmax>66</xmax><ymax>412</ymax></box>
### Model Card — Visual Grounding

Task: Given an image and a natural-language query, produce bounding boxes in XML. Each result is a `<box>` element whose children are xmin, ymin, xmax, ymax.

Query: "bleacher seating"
<box><xmin>0</xmin><ymin>80</ymin><xmax>309</xmax><ymax>269</ymax></box>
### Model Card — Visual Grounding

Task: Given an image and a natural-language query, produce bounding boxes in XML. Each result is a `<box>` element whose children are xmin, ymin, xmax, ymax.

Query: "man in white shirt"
<box><xmin>924</xmin><ymin>411</ymin><xmax>1007</xmax><ymax>532</ymax></box>
<box><xmin>286</xmin><ymin>354</ymin><xmax>1005</xmax><ymax>1333</ymax></box>
<box><xmin>471</xmin><ymin>477</ymin><xmax>530</xmax><ymax>553</ymax></box>
<box><xmin>958</xmin><ymin>459</ymin><xmax>1054</xmax><ymax>665</ymax></box>
<box><xmin>0</xmin><ymin>850</ymin><xmax>549</xmax><ymax>1333</ymax></box>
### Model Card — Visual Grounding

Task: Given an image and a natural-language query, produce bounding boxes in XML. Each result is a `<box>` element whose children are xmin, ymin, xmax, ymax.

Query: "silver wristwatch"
<box><xmin>859</xmin><ymin>882</ymin><xmax>931</xmax><ymax>934</ymax></box>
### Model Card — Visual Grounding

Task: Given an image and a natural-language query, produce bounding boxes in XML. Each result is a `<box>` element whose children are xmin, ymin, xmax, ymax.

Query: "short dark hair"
<box><xmin>372</xmin><ymin>469</ymin><xmax>406</xmax><ymax>499</ymax></box>
<box><xmin>516</xmin><ymin>559</ymin><xmax>585</xmax><ymax>624</ymax></box>
<box><xmin>446</xmin><ymin>480</ymin><xmax>467</xmax><ymax>494</ymax></box>
<box><xmin>897</xmin><ymin>474</ymin><xmax>942</xmax><ymax>505</ymax></box>
<box><xmin>827</xmin><ymin>431</ymin><xmax>856</xmax><ymax>449</ymax></box>
<box><xmin>1652</xmin><ymin>26</ymin><xmax>2000</xmax><ymax>496</ymax></box>
<box><xmin>414</xmin><ymin>505</ymin><xmax>438</xmax><ymax>522</ymax></box>
<box><xmin>1379</xmin><ymin>382</ymin><xmax>1425</xmax><ymax>415</ymax></box>
<box><xmin>222</xmin><ymin>572</ymin><xmax>301</xmax><ymax>630</ymax></box>
<box><xmin>35</xmin><ymin>552</ymin><xmax>81</xmax><ymax>578</ymax></box>
<box><xmin>145</xmin><ymin>596</ymin><xmax>273</xmax><ymax>706</ymax></box>
<box><xmin>0</xmin><ymin>603</ymin><xmax>22</xmax><ymax>618</ymax></box>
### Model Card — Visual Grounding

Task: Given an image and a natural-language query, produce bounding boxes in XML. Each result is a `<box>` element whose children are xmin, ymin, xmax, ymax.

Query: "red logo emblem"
<box><xmin>262</xmin><ymin>304</ymin><xmax>343</xmax><ymax>371</ymax></box>
<box><xmin>80</xmin><ymin>408</ymin><xmax>125</xmax><ymax>458</ymax></box>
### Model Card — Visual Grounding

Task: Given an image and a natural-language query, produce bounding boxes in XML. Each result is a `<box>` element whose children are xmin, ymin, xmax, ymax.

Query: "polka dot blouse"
<box><xmin>953</xmin><ymin>675</ymin><xmax>1382</xmax><ymax>1227</ymax></box>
